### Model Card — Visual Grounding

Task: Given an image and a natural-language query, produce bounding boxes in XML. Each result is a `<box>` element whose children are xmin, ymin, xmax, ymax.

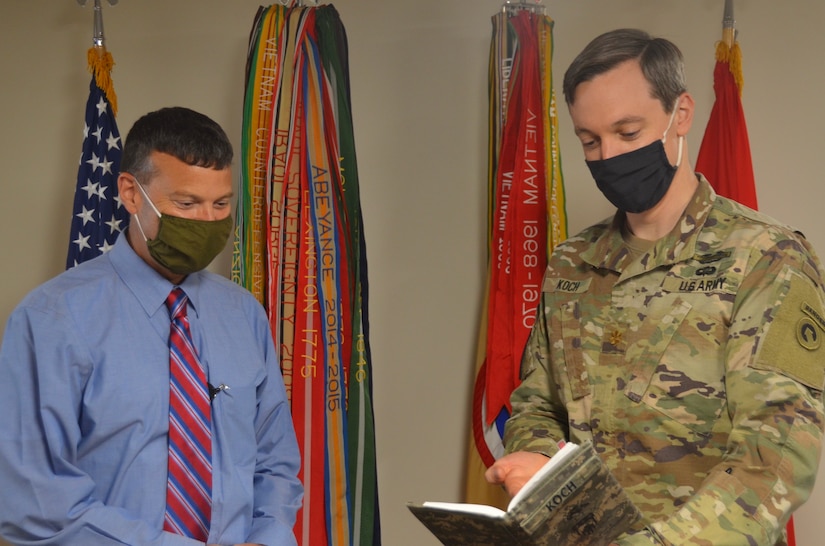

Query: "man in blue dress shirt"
<box><xmin>0</xmin><ymin>107</ymin><xmax>303</xmax><ymax>545</ymax></box>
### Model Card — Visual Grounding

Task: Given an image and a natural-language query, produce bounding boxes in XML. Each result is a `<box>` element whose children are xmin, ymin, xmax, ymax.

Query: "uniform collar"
<box><xmin>580</xmin><ymin>175</ymin><xmax>717</xmax><ymax>274</ymax></box>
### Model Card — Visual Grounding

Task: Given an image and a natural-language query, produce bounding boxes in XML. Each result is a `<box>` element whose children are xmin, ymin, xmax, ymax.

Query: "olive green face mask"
<box><xmin>134</xmin><ymin>181</ymin><xmax>232</xmax><ymax>275</ymax></box>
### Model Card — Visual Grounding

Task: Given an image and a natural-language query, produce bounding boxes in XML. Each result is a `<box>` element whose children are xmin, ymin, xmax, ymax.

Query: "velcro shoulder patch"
<box><xmin>755</xmin><ymin>270</ymin><xmax>825</xmax><ymax>390</ymax></box>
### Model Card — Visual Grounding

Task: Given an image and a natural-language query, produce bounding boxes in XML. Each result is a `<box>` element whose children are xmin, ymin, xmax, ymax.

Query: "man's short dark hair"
<box><xmin>120</xmin><ymin>106</ymin><xmax>233</xmax><ymax>182</ymax></box>
<box><xmin>562</xmin><ymin>28</ymin><xmax>687</xmax><ymax>113</ymax></box>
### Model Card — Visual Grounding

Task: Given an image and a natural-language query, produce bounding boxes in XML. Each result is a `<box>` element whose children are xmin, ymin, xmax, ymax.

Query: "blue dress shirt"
<box><xmin>0</xmin><ymin>233</ymin><xmax>303</xmax><ymax>545</ymax></box>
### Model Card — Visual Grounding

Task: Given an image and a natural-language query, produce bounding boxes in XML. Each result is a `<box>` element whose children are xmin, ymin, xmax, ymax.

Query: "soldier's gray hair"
<box><xmin>562</xmin><ymin>28</ymin><xmax>687</xmax><ymax>114</ymax></box>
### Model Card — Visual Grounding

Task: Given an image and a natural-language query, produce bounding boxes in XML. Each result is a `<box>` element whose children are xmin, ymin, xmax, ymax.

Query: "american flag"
<box><xmin>66</xmin><ymin>54</ymin><xmax>129</xmax><ymax>269</ymax></box>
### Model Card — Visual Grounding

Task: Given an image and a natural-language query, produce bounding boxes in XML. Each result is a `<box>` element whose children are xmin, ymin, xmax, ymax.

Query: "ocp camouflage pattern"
<box><xmin>504</xmin><ymin>177</ymin><xmax>825</xmax><ymax>545</ymax></box>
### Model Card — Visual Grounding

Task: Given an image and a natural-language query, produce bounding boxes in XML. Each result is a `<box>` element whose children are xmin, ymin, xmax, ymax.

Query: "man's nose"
<box><xmin>195</xmin><ymin>206</ymin><xmax>218</xmax><ymax>221</ymax></box>
<box><xmin>599</xmin><ymin>139</ymin><xmax>620</xmax><ymax>161</ymax></box>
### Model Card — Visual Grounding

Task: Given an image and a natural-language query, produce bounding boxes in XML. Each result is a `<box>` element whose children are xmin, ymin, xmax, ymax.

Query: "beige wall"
<box><xmin>1</xmin><ymin>1</ymin><xmax>824</xmax><ymax>545</ymax></box>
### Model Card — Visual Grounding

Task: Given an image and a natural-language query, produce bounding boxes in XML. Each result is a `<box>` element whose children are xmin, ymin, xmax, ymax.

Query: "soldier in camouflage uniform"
<box><xmin>486</xmin><ymin>28</ymin><xmax>825</xmax><ymax>545</ymax></box>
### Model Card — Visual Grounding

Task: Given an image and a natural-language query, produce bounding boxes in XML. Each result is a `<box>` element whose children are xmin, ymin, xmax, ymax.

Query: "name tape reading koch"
<box><xmin>545</xmin><ymin>479</ymin><xmax>579</xmax><ymax>513</ymax></box>
<box><xmin>543</xmin><ymin>277</ymin><xmax>592</xmax><ymax>293</ymax></box>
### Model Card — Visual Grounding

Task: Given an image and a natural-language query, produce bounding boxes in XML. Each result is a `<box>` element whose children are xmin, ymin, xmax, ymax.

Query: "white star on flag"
<box><xmin>76</xmin><ymin>206</ymin><xmax>95</xmax><ymax>226</ymax></box>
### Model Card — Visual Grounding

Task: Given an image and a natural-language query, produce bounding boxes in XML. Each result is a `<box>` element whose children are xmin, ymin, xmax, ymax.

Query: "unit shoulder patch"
<box><xmin>754</xmin><ymin>271</ymin><xmax>825</xmax><ymax>390</ymax></box>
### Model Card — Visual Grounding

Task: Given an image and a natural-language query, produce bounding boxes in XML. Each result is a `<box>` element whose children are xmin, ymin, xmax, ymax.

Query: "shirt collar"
<box><xmin>109</xmin><ymin>230</ymin><xmax>207</xmax><ymax>318</ymax></box>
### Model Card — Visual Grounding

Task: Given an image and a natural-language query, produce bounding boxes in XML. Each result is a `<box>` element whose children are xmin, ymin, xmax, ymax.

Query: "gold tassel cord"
<box><xmin>729</xmin><ymin>42</ymin><xmax>744</xmax><ymax>95</ymax></box>
<box><xmin>87</xmin><ymin>46</ymin><xmax>118</xmax><ymax>116</ymax></box>
<box><xmin>714</xmin><ymin>40</ymin><xmax>744</xmax><ymax>97</ymax></box>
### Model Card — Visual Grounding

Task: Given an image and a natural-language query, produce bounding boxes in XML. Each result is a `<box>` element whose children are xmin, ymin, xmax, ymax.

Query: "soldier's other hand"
<box><xmin>484</xmin><ymin>451</ymin><xmax>548</xmax><ymax>497</ymax></box>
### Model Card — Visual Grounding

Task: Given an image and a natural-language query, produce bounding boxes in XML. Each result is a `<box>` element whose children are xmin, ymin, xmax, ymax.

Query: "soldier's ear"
<box><xmin>675</xmin><ymin>92</ymin><xmax>695</xmax><ymax>137</ymax></box>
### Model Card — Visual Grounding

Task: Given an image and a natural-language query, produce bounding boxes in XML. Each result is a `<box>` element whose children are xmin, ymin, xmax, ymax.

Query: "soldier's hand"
<box><xmin>484</xmin><ymin>451</ymin><xmax>548</xmax><ymax>497</ymax></box>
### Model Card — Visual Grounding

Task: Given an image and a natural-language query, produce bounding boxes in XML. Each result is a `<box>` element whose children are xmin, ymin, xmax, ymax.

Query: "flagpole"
<box><xmin>722</xmin><ymin>0</ymin><xmax>734</xmax><ymax>48</ymax></box>
<box><xmin>77</xmin><ymin>0</ymin><xmax>119</xmax><ymax>49</ymax></box>
<box><xmin>92</xmin><ymin>0</ymin><xmax>105</xmax><ymax>48</ymax></box>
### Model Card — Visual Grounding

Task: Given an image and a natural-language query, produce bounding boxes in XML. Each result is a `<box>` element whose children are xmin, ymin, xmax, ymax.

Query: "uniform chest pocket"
<box><xmin>623</xmin><ymin>298</ymin><xmax>728</xmax><ymax>437</ymax></box>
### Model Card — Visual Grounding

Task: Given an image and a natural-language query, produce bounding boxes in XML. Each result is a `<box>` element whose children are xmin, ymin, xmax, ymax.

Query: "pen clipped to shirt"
<box><xmin>208</xmin><ymin>382</ymin><xmax>230</xmax><ymax>401</ymax></box>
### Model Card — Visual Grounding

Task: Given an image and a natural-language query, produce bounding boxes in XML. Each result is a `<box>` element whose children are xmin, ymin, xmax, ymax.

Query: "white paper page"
<box><xmin>421</xmin><ymin>501</ymin><xmax>506</xmax><ymax>519</ymax></box>
<box><xmin>507</xmin><ymin>442</ymin><xmax>579</xmax><ymax>511</ymax></box>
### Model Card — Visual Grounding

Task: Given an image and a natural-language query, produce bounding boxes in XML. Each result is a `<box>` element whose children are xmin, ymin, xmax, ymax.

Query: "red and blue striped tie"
<box><xmin>163</xmin><ymin>287</ymin><xmax>212</xmax><ymax>540</ymax></box>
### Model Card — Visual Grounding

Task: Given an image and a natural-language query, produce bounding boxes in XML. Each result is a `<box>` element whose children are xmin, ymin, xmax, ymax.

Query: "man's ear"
<box><xmin>675</xmin><ymin>91</ymin><xmax>695</xmax><ymax>137</ymax></box>
<box><xmin>118</xmin><ymin>174</ymin><xmax>139</xmax><ymax>215</ymax></box>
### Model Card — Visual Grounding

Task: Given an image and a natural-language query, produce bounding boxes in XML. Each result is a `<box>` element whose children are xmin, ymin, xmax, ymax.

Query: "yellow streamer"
<box><xmin>538</xmin><ymin>15</ymin><xmax>567</xmax><ymax>255</ymax></box>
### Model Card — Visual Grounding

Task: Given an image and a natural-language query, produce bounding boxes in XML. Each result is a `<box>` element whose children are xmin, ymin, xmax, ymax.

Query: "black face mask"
<box><xmin>586</xmin><ymin>138</ymin><xmax>679</xmax><ymax>213</ymax></box>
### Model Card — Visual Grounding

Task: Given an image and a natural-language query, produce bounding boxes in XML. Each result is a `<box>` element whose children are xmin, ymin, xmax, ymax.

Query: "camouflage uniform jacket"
<box><xmin>504</xmin><ymin>177</ymin><xmax>825</xmax><ymax>545</ymax></box>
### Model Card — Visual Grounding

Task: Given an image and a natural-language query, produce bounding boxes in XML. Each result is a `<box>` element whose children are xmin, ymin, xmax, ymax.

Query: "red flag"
<box><xmin>695</xmin><ymin>35</ymin><xmax>797</xmax><ymax>546</ymax></box>
<box><xmin>485</xmin><ymin>11</ymin><xmax>548</xmax><ymax>423</ymax></box>
<box><xmin>695</xmin><ymin>40</ymin><xmax>756</xmax><ymax>209</ymax></box>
